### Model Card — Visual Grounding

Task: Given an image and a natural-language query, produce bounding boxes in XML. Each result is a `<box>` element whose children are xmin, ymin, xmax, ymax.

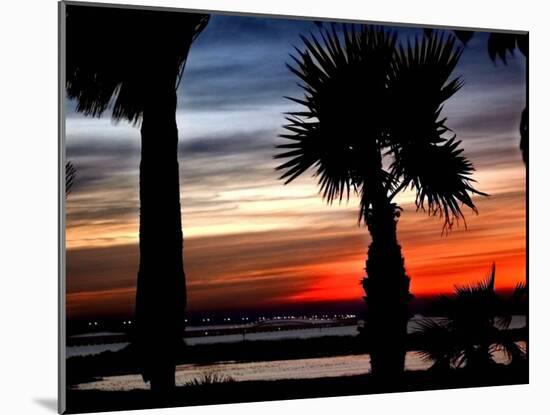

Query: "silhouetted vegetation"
<box><xmin>65</xmin><ymin>161</ymin><xmax>77</xmax><ymax>197</ymax></box>
<box><xmin>415</xmin><ymin>263</ymin><xmax>527</xmax><ymax>371</ymax></box>
<box><xmin>185</xmin><ymin>373</ymin><xmax>235</xmax><ymax>386</ymax></box>
<box><xmin>66</xmin><ymin>361</ymin><xmax>527</xmax><ymax>414</ymax></box>
<box><xmin>65</xmin><ymin>4</ymin><xmax>209</xmax><ymax>393</ymax></box>
<box><xmin>276</xmin><ymin>24</ymin><xmax>486</xmax><ymax>380</ymax></box>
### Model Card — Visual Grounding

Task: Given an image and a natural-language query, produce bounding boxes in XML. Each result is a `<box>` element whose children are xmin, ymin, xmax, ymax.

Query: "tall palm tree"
<box><xmin>415</xmin><ymin>263</ymin><xmax>527</xmax><ymax>371</ymax></box>
<box><xmin>275</xmin><ymin>25</ymin><xmax>486</xmax><ymax>381</ymax></box>
<box><xmin>65</xmin><ymin>5</ymin><xmax>209</xmax><ymax>392</ymax></box>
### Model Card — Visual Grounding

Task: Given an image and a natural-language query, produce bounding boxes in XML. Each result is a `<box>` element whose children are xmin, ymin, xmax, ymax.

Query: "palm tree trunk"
<box><xmin>362</xmin><ymin>192</ymin><xmax>411</xmax><ymax>384</ymax></box>
<box><xmin>134</xmin><ymin>69</ymin><xmax>185</xmax><ymax>394</ymax></box>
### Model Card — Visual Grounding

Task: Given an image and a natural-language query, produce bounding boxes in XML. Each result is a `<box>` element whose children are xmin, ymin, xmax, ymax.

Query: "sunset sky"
<box><xmin>65</xmin><ymin>14</ymin><xmax>526</xmax><ymax>320</ymax></box>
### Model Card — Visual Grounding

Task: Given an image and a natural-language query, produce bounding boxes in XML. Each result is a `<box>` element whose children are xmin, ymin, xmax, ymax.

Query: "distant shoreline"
<box><xmin>66</xmin><ymin>327</ymin><xmax>527</xmax><ymax>386</ymax></box>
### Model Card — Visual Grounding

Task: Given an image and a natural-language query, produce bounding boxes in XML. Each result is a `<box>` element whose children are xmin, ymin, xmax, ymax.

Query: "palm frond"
<box><xmin>455</xmin><ymin>262</ymin><xmax>495</xmax><ymax>294</ymax></box>
<box><xmin>512</xmin><ymin>281</ymin><xmax>527</xmax><ymax>299</ymax></box>
<box><xmin>275</xmin><ymin>116</ymin><xmax>354</xmax><ymax>204</ymax></box>
<box><xmin>455</xmin><ymin>262</ymin><xmax>496</xmax><ymax>301</ymax></box>
<box><xmin>494</xmin><ymin>337</ymin><xmax>526</xmax><ymax>363</ymax></box>
<box><xmin>496</xmin><ymin>281</ymin><xmax>527</xmax><ymax>328</ymax></box>
<box><xmin>393</xmin><ymin>135</ymin><xmax>487</xmax><ymax>230</ymax></box>
<box><xmin>453</xmin><ymin>30</ymin><xmax>474</xmax><ymax>45</ymax></box>
<box><xmin>386</xmin><ymin>32</ymin><xmax>486</xmax><ymax>230</ymax></box>
<box><xmin>66</xmin><ymin>5</ymin><xmax>209</xmax><ymax>123</ymax></box>
<box><xmin>275</xmin><ymin>24</ymin><xmax>397</xmax><ymax>205</ymax></box>
<box><xmin>413</xmin><ymin>318</ymin><xmax>454</xmax><ymax>367</ymax></box>
<box><xmin>487</xmin><ymin>32</ymin><xmax>519</xmax><ymax>64</ymax></box>
<box><xmin>390</xmin><ymin>32</ymin><xmax>464</xmax><ymax>111</ymax></box>
<box><xmin>388</xmin><ymin>31</ymin><xmax>464</xmax><ymax>149</ymax></box>
<box><xmin>65</xmin><ymin>161</ymin><xmax>77</xmax><ymax>196</ymax></box>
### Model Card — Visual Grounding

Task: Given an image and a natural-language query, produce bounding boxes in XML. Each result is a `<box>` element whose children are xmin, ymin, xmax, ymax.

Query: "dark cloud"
<box><xmin>66</xmin><ymin>136</ymin><xmax>140</xmax><ymax>158</ymax></box>
<box><xmin>449</xmin><ymin>93</ymin><xmax>524</xmax><ymax>139</ymax></box>
<box><xmin>180</xmin><ymin>129</ymin><xmax>275</xmax><ymax>156</ymax></box>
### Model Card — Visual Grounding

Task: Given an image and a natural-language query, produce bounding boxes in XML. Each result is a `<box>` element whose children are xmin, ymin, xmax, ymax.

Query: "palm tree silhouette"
<box><xmin>276</xmin><ymin>25</ymin><xmax>486</xmax><ymax>381</ymax></box>
<box><xmin>415</xmin><ymin>263</ymin><xmax>526</xmax><ymax>371</ymax></box>
<box><xmin>65</xmin><ymin>5</ymin><xmax>209</xmax><ymax>392</ymax></box>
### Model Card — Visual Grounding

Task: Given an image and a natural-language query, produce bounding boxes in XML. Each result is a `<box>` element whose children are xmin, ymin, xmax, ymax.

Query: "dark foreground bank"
<box><xmin>65</xmin><ymin>362</ymin><xmax>527</xmax><ymax>414</ymax></box>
